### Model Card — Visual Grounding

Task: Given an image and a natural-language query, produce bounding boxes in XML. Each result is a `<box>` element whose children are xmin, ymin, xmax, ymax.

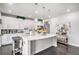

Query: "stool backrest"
<box><xmin>12</xmin><ymin>36</ymin><xmax>23</xmax><ymax>49</ymax></box>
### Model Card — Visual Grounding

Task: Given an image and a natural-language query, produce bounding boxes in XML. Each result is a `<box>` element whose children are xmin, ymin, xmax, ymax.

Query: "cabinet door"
<box><xmin>2</xmin><ymin>35</ymin><xmax>12</xmax><ymax>45</ymax></box>
<box><xmin>6</xmin><ymin>35</ymin><xmax>12</xmax><ymax>44</ymax></box>
<box><xmin>17</xmin><ymin>18</ymin><xmax>24</xmax><ymax>29</ymax></box>
<box><xmin>2</xmin><ymin>16</ymin><xmax>13</xmax><ymax>29</ymax></box>
<box><xmin>6</xmin><ymin>17</ymin><xmax>19</xmax><ymax>29</ymax></box>
<box><xmin>2</xmin><ymin>16</ymin><xmax>19</xmax><ymax>29</ymax></box>
<box><xmin>2</xmin><ymin>16</ymin><xmax>8</xmax><ymax>29</ymax></box>
<box><xmin>2</xmin><ymin>35</ymin><xmax>7</xmax><ymax>45</ymax></box>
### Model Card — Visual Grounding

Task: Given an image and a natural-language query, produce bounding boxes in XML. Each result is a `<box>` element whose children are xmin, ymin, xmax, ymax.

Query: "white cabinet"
<box><xmin>2</xmin><ymin>34</ymin><xmax>11</xmax><ymax>45</ymax></box>
<box><xmin>2</xmin><ymin>34</ymin><xmax>16</xmax><ymax>45</ymax></box>
<box><xmin>2</xmin><ymin>16</ymin><xmax>25</xmax><ymax>29</ymax></box>
<box><xmin>2</xmin><ymin>16</ymin><xmax>10</xmax><ymax>29</ymax></box>
<box><xmin>2</xmin><ymin>35</ymin><xmax>8</xmax><ymax>45</ymax></box>
<box><xmin>1</xmin><ymin>16</ymin><xmax>21</xmax><ymax>45</ymax></box>
<box><xmin>2</xmin><ymin>16</ymin><xmax>22</xmax><ymax>29</ymax></box>
<box><xmin>2</xmin><ymin>34</ymin><xmax>24</xmax><ymax>45</ymax></box>
<box><xmin>17</xmin><ymin>18</ymin><xmax>24</xmax><ymax>29</ymax></box>
<box><xmin>1</xmin><ymin>16</ymin><xmax>25</xmax><ymax>45</ymax></box>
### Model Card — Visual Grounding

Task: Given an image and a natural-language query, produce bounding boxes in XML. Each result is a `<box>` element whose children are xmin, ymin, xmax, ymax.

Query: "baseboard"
<box><xmin>2</xmin><ymin>44</ymin><xmax>12</xmax><ymax>47</ymax></box>
<box><xmin>58</xmin><ymin>41</ymin><xmax>79</xmax><ymax>48</ymax></box>
<box><xmin>68</xmin><ymin>43</ymin><xmax>79</xmax><ymax>47</ymax></box>
<box><xmin>57</xmin><ymin>42</ymin><xmax>68</xmax><ymax>46</ymax></box>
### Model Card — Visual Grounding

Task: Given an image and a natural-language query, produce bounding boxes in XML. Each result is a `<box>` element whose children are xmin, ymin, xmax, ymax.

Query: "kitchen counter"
<box><xmin>21</xmin><ymin>34</ymin><xmax>57</xmax><ymax>55</ymax></box>
<box><xmin>26</xmin><ymin>34</ymin><xmax>56</xmax><ymax>41</ymax></box>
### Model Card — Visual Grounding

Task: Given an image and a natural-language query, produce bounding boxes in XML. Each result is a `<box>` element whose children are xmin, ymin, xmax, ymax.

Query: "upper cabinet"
<box><xmin>17</xmin><ymin>18</ymin><xmax>25</xmax><ymax>29</ymax></box>
<box><xmin>2</xmin><ymin>16</ymin><xmax>24</xmax><ymax>29</ymax></box>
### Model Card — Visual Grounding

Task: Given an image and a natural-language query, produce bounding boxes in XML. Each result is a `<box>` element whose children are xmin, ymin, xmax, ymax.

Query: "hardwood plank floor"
<box><xmin>35</xmin><ymin>43</ymin><xmax>79</xmax><ymax>55</ymax></box>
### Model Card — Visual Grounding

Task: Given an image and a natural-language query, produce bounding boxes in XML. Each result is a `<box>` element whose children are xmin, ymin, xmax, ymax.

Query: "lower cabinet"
<box><xmin>2</xmin><ymin>35</ymin><xmax>7</xmax><ymax>45</ymax></box>
<box><xmin>2</xmin><ymin>34</ymin><xmax>23</xmax><ymax>45</ymax></box>
<box><xmin>2</xmin><ymin>34</ymin><xmax>12</xmax><ymax>45</ymax></box>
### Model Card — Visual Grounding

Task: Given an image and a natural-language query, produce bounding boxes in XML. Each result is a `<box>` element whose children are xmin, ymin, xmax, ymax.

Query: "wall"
<box><xmin>51</xmin><ymin>11</ymin><xmax>79</xmax><ymax>47</ymax></box>
<box><xmin>50</xmin><ymin>18</ymin><xmax>57</xmax><ymax>34</ymax></box>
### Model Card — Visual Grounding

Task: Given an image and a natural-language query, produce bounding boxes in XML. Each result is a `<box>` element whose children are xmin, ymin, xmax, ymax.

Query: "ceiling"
<box><xmin>0</xmin><ymin>3</ymin><xmax>79</xmax><ymax>19</ymax></box>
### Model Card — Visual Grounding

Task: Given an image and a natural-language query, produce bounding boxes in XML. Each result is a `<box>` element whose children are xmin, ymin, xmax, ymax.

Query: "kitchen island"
<box><xmin>21</xmin><ymin>34</ymin><xmax>57</xmax><ymax>55</ymax></box>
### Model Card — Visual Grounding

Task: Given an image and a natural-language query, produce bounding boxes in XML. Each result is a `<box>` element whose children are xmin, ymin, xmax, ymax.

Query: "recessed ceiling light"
<box><xmin>8</xmin><ymin>10</ymin><xmax>12</xmax><ymax>13</ymax></box>
<box><xmin>67</xmin><ymin>9</ymin><xmax>71</xmax><ymax>12</ymax></box>
<box><xmin>35</xmin><ymin>10</ymin><xmax>38</xmax><ymax>14</ymax></box>
<box><xmin>48</xmin><ymin>16</ymin><xmax>51</xmax><ymax>18</ymax></box>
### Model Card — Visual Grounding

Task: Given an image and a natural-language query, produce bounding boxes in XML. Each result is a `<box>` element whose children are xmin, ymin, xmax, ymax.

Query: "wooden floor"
<box><xmin>0</xmin><ymin>43</ymin><xmax>79</xmax><ymax>55</ymax></box>
<box><xmin>0</xmin><ymin>44</ymin><xmax>12</xmax><ymax>55</ymax></box>
<box><xmin>35</xmin><ymin>43</ymin><xmax>79</xmax><ymax>55</ymax></box>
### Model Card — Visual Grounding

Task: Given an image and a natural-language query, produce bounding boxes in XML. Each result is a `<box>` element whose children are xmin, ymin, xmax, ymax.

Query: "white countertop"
<box><xmin>22</xmin><ymin>34</ymin><xmax>56</xmax><ymax>41</ymax></box>
<box><xmin>2</xmin><ymin>33</ymin><xmax>56</xmax><ymax>41</ymax></box>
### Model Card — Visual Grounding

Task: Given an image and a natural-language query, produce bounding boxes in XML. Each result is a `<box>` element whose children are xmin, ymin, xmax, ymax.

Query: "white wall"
<box><xmin>51</xmin><ymin>11</ymin><xmax>79</xmax><ymax>47</ymax></box>
<box><xmin>50</xmin><ymin>18</ymin><xmax>57</xmax><ymax>34</ymax></box>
